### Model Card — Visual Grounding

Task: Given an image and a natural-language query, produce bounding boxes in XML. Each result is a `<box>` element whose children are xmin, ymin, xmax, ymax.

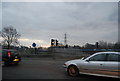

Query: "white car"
<box><xmin>63</xmin><ymin>52</ymin><xmax>120</xmax><ymax>78</ymax></box>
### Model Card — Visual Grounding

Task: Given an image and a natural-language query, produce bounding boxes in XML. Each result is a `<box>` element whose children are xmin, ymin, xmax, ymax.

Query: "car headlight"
<box><xmin>63</xmin><ymin>63</ymin><xmax>67</xmax><ymax>68</ymax></box>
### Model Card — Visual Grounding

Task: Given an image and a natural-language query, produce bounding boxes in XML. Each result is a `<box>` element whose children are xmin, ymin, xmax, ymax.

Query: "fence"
<box><xmin>16</xmin><ymin>48</ymin><xmax>120</xmax><ymax>59</ymax></box>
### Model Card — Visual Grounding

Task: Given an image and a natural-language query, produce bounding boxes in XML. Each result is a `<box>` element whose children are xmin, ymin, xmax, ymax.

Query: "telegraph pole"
<box><xmin>64</xmin><ymin>33</ymin><xmax>67</xmax><ymax>46</ymax></box>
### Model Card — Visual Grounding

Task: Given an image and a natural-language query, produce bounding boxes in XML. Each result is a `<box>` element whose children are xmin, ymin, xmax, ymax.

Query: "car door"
<box><xmin>78</xmin><ymin>53</ymin><xmax>107</xmax><ymax>74</ymax></box>
<box><xmin>102</xmin><ymin>53</ymin><xmax>120</xmax><ymax>77</ymax></box>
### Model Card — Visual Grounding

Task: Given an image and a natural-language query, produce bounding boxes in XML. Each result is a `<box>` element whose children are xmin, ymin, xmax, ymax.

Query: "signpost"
<box><xmin>32</xmin><ymin>43</ymin><xmax>36</xmax><ymax>54</ymax></box>
<box><xmin>32</xmin><ymin>43</ymin><xmax>36</xmax><ymax>47</ymax></box>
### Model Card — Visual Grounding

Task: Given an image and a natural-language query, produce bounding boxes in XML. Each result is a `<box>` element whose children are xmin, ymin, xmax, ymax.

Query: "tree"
<box><xmin>114</xmin><ymin>41</ymin><xmax>120</xmax><ymax>49</ymax></box>
<box><xmin>84</xmin><ymin>43</ymin><xmax>96</xmax><ymax>49</ymax></box>
<box><xmin>0</xmin><ymin>26</ymin><xmax>21</xmax><ymax>49</ymax></box>
<box><xmin>98</xmin><ymin>40</ymin><xmax>108</xmax><ymax>49</ymax></box>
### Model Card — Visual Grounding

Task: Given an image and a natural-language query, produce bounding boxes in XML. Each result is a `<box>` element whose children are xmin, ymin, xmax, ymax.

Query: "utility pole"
<box><xmin>64</xmin><ymin>33</ymin><xmax>67</xmax><ymax>46</ymax></box>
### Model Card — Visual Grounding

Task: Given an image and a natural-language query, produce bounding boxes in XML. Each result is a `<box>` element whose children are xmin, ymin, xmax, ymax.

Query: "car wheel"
<box><xmin>67</xmin><ymin>65</ymin><xmax>79</xmax><ymax>77</ymax></box>
<box><xmin>4</xmin><ymin>62</ymin><xmax>10</xmax><ymax>66</ymax></box>
<box><xmin>14</xmin><ymin>62</ymin><xmax>19</xmax><ymax>65</ymax></box>
<box><xmin>2</xmin><ymin>61</ymin><xmax>5</xmax><ymax>66</ymax></box>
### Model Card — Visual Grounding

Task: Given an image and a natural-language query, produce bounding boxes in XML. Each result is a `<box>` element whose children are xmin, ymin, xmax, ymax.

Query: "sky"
<box><xmin>0</xmin><ymin>1</ymin><xmax>119</xmax><ymax>47</ymax></box>
<box><xmin>1</xmin><ymin>0</ymin><xmax>120</xmax><ymax>2</ymax></box>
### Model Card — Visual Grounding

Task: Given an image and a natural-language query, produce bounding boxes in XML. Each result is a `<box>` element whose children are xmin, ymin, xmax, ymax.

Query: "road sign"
<box><xmin>32</xmin><ymin>43</ymin><xmax>36</xmax><ymax>47</ymax></box>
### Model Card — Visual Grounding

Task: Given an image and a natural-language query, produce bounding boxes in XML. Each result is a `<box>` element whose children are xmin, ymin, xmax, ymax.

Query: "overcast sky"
<box><xmin>1</xmin><ymin>2</ymin><xmax>118</xmax><ymax>47</ymax></box>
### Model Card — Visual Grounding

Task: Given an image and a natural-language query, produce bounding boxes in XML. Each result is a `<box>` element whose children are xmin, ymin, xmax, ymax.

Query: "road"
<box><xmin>2</xmin><ymin>57</ymin><xmax>119</xmax><ymax>81</ymax></box>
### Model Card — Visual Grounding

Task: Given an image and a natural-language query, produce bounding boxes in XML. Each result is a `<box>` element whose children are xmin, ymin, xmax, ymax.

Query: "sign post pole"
<box><xmin>32</xmin><ymin>43</ymin><xmax>36</xmax><ymax>54</ymax></box>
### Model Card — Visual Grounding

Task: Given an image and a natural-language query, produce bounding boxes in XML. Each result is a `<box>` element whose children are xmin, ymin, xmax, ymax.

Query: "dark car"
<box><xmin>2</xmin><ymin>49</ymin><xmax>21</xmax><ymax>66</ymax></box>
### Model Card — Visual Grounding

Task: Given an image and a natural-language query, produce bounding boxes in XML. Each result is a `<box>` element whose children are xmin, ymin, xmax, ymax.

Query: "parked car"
<box><xmin>2</xmin><ymin>49</ymin><xmax>21</xmax><ymax>66</ymax></box>
<box><xmin>63</xmin><ymin>52</ymin><xmax>120</xmax><ymax>78</ymax></box>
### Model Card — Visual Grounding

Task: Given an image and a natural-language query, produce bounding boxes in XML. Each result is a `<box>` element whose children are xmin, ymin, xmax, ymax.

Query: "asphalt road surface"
<box><xmin>2</xmin><ymin>57</ymin><xmax>120</xmax><ymax>81</ymax></box>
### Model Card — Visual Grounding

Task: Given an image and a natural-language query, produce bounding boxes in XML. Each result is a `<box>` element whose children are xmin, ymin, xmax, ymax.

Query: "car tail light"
<box><xmin>8</xmin><ymin>51</ymin><xmax>11</xmax><ymax>57</ymax></box>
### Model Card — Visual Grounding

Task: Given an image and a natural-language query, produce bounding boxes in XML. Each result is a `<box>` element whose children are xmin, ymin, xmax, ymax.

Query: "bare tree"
<box><xmin>114</xmin><ymin>41</ymin><xmax>120</xmax><ymax>49</ymax></box>
<box><xmin>98</xmin><ymin>40</ymin><xmax>108</xmax><ymax>49</ymax></box>
<box><xmin>0</xmin><ymin>26</ymin><xmax>21</xmax><ymax>49</ymax></box>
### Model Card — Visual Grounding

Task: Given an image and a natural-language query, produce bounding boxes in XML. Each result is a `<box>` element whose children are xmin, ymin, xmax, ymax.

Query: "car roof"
<box><xmin>96</xmin><ymin>52</ymin><xmax>120</xmax><ymax>54</ymax></box>
<box><xmin>2</xmin><ymin>49</ymin><xmax>17</xmax><ymax>51</ymax></box>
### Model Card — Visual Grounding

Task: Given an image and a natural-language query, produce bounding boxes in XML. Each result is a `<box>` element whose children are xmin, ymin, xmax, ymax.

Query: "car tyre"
<box><xmin>14</xmin><ymin>62</ymin><xmax>19</xmax><ymax>65</ymax></box>
<box><xmin>2</xmin><ymin>61</ymin><xmax>5</xmax><ymax>66</ymax></box>
<box><xmin>67</xmin><ymin>65</ymin><xmax>79</xmax><ymax>77</ymax></box>
<box><xmin>4</xmin><ymin>61</ymin><xmax>10</xmax><ymax>66</ymax></box>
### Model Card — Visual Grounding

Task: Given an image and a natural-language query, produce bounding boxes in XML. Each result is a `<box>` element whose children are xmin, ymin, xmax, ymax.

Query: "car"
<box><xmin>2</xmin><ymin>49</ymin><xmax>21</xmax><ymax>66</ymax></box>
<box><xmin>63</xmin><ymin>52</ymin><xmax>120</xmax><ymax>78</ymax></box>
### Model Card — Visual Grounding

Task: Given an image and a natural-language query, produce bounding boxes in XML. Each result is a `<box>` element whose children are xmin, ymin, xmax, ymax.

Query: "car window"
<box><xmin>2</xmin><ymin>51</ymin><xmax>8</xmax><ymax>55</ymax></box>
<box><xmin>10</xmin><ymin>51</ymin><xmax>16</xmax><ymax>54</ymax></box>
<box><xmin>89</xmin><ymin>54</ymin><xmax>106</xmax><ymax>61</ymax></box>
<box><xmin>2</xmin><ymin>51</ymin><xmax>6</xmax><ymax>54</ymax></box>
<box><xmin>107</xmin><ymin>54</ymin><xmax>120</xmax><ymax>62</ymax></box>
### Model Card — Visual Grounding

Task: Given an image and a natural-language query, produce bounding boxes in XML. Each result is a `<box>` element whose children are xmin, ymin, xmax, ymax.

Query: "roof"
<box><xmin>96</xmin><ymin>51</ymin><xmax>120</xmax><ymax>54</ymax></box>
<box><xmin>2</xmin><ymin>49</ymin><xmax>17</xmax><ymax>51</ymax></box>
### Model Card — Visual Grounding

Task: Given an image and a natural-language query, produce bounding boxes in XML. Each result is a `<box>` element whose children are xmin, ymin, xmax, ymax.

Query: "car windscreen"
<box><xmin>82</xmin><ymin>55</ymin><xmax>89</xmax><ymax>60</ymax></box>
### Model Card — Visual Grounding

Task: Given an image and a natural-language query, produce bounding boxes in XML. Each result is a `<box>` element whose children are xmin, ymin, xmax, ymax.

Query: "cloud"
<box><xmin>0</xmin><ymin>3</ymin><xmax>2</xmax><ymax>30</ymax></box>
<box><xmin>19</xmin><ymin>38</ymin><xmax>50</xmax><ymax>47</ymax></box>
<box><xmin>2</xmin><ymin>0</ymin><xmax>120</xmax><ymax>2</ymax></box>
<box><xmin>2</xmin><ymin>2</ymin><xmax>118</xmax><ymax>47</ymax></box>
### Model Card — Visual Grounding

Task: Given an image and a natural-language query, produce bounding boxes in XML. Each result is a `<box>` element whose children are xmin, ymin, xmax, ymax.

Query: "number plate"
<box><xmin>13</xmin><ymin>59</ymin><xmax>19</xmax><ymax>61</ymax></box>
